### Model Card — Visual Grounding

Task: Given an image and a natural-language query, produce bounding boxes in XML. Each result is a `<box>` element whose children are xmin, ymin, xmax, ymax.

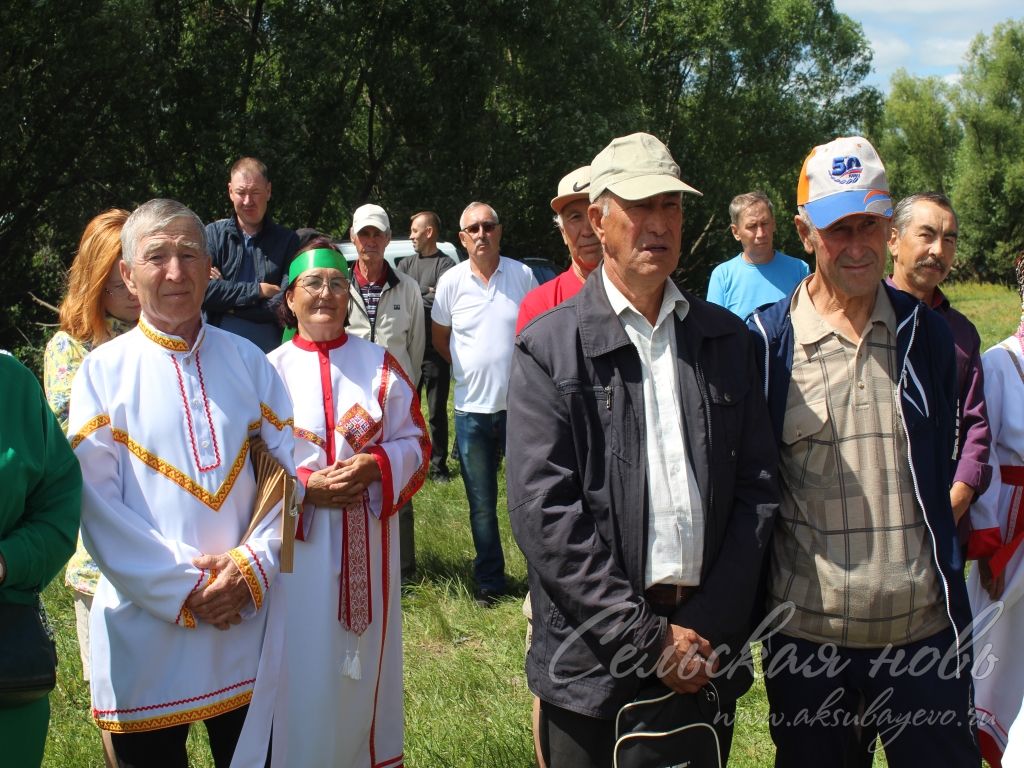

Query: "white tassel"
<box><xmin>340</xmin><ymin>650</ymin><xmax>352</xmax><ymax>677</ymax></box>
<box><xmin>348</xmin><ymin>649</ymin><xmax>362</xmax><ymax>680</ymax></box>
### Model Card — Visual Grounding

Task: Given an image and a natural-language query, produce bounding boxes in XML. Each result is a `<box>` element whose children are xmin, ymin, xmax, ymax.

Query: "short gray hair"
<box><xmin>891</xmin><ymin>193</ymin><xmax>958</xmax><ymax>238</ymax></box>
<box><xmin>729</xmin><ymin>192</ymin><xmax>773</xmax><ymax>226</ymax></box>
<box><xmin>459</xmin><ymin>201</ymin><xmax>500</xmax><ymax>228</ymax></box>
<box><xmin>121</xmin><ymin>199</ymin><xmax>206</xmax><ymax>266</ymax></box>
<box><xmin>796</xmin><ymin>205</ymin><xmax>816</xmax><ymax>235</ymax></box>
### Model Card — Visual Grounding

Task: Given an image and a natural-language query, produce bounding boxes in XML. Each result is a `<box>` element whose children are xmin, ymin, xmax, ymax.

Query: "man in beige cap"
<box><xmin>515</xmin><ymin>166</ymin><xmax>602</xmax><ymax>333</ymax></box>
<box><xmin>507</xmin><ymin>132</ymin><xmax>779</xmax><ymax>767</ymax></box>
<box><xmin>346</xmin><ymin>202</ymin><xmax>425</xmax><ymax>584</ymax></box>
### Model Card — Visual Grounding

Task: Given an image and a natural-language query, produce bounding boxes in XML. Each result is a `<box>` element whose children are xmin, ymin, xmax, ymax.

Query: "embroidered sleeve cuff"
<box><xmin>175</xmin><ymin>569</ymin><xmax>212</xmax><ymax>629</ymax></box>
<box><xmin>365</xmin><ymin>445</ymin><xmax>394</xmax><ymax>520</ymax></box>
<box><xmin>228</xmin><ymin>545</ymin><xmax>270</xmax><ymax>612</ymax></box>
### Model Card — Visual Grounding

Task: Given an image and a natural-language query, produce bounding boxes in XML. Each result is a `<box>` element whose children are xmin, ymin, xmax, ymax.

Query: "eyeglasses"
<box><xmin>298</xmin><ymin>276</ymin><xmax>349</xmax><ymax>296</ymax></box>
<box><xmin>103</xmin><ymin>283</ymin><xmax>131</xmax><ymax>297</ymax></box>
<box><xmin>461</xmin><ymin>221</ymin><xmax>499</xmax><ymax>236</ymax></box>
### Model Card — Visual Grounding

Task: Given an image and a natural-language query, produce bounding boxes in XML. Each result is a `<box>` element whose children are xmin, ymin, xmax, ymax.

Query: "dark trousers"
<box><xmin>420</xmin><ymin>353</ymin><xmax>450</xmax><ymax>475</ymax></box>
<box><xmin>539</xmin><ymin>700</ymin><xmax>615</xmax><ymax>768</ymax></box>
<box><xmin>539</xmin><ymin>692</ymin><xmax>735</xmax><ymax>768</ymax></box>
<box><xmin>111</xmin><ymin>704</ymin><xmax>253</xmax><ymax>768</ymax></box>
<box><xmin>763</xmin><ymin>627</ymin><xmax>980</xmax><ymax>768</ymax></box>
<box><xmin>398</xmin><ymin>500</ymin><xmax>415</xmax><ymax>580</ymax></box>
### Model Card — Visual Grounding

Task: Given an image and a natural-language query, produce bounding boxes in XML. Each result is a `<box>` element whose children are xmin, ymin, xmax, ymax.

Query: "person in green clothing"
<box><xmin>42</xmin><ymin>208</ymin><xmax>137</xmax><ymax>768</ymax></box>
<box><xmin>0</xmin><ymin>351</ymin><xmax>82</xmax><ymax>767</ymax></box>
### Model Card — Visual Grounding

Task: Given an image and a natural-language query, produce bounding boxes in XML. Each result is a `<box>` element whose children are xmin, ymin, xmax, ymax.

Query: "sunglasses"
<box><xmin>461</xmin><ymin>221</ymin><xmax>499</xmax><ymax>236</ymax></box>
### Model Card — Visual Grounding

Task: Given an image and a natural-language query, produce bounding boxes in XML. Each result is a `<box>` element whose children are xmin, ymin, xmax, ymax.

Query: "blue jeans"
<box><xmin>454</xmin><ymin>409</ymin><xmax>507</xmax><ymax>593</ymax></box>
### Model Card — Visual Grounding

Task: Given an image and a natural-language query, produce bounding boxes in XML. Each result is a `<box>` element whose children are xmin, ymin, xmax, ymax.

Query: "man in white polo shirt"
<box><xmin>431</xmin><ymin>202</ymin><xmax>537</xmax><ymax>606</ymax></box>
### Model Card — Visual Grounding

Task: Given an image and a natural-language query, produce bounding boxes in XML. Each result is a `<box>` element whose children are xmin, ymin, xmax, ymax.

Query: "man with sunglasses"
<box><xmin>432</xmin><ymin>203</ymin><xmax>537</xmax><ymax>607</ymax></box>
<box><xmin>345</xmin><ymin>203</ymin><xmax>425</xmax><ymax>585</ymax></box>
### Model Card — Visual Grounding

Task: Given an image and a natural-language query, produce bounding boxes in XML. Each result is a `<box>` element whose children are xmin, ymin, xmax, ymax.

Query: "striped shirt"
<box><xmin>354</xmin><ymin>265</ymin><xmax>386</xmax><ymax>331</ymax></box>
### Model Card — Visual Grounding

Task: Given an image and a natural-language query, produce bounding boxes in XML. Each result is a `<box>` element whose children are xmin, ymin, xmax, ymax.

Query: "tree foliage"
<box><xmin>878</xmin><ymin>71</ymin><xmax>960</xmax><ymax>199</ymax></box>
<box><xmin>1</xmin><ymin>0</ymin><xmax>880</xmax><ymax>364</ymax></box>
<box><xmin>877</xmin><ymin>20</ymin><xmax>1024</xmax><ymax>282</ymax></box>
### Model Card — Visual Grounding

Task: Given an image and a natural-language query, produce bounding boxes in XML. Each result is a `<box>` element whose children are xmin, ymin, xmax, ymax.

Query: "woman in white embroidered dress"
<box><xmin>968</xmin><ymin>253</ymin><xmax>1024</xmax><ymax>768</ymax></box>
<box><xmin>267</xmin><ymin>239</ymin><xmax>428</xmax><ymax>767</ymax></box>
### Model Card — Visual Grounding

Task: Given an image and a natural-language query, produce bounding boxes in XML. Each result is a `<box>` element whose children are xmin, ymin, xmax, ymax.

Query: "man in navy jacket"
<box><xmin>508</xmin><ymin>132</ymin><xmax>780</xmax><ymax>767</ymax></box>
<box><xmin>747</xmin><ymin>137</ymin><xmax>979</xmax><ymax>767</ymax></box>
<box><xmin>203</xmin><ymin>157</ymin><xmax>298</xmax><ymax>352</ymax></box>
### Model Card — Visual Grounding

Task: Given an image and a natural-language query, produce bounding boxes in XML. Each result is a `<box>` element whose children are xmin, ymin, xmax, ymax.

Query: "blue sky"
<box><xmin>834</xmin><ymin>0</ymin><xmax>1022</xmax><ymax>91</ymax></box>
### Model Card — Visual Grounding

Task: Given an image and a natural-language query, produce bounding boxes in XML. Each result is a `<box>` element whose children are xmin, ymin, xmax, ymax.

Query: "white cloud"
<box><xmin>865</xmin><ymin>31</ymin><xmax>913</xmax><ymax>73</ymax></box>
<box><xmin>917</xmin><ymin>37</ymin><xmax>974</xmax><ymax>68</ymax></box>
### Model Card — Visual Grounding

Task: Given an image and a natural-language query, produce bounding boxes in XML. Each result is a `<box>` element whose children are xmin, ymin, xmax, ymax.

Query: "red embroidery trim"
<box><xmin>171</xmin><ymin>352</ymin><xmax>222</xmax><ymax>473</ymax></box>
<box><xmin>92</xmin><ymin>678</ymin><xmax>255</xmax><ymax>715</ymax></box>
<box><xmin>175</xmin><ymin>569</ymin><xmax>208</xmax><ymax>626</ymax></box>
<box><xmin>245</xmin><ymin>543</ymin><xmax>270</xmax><ymax>591</ymax></box>
<box><xmin>369</xmin><ymin>507</ymin><xmax>394</xmax><ymax>767</ymax></box>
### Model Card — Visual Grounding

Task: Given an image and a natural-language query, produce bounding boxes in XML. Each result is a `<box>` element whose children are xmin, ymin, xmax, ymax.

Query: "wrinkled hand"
<box><xmin>657</xmin><ymin>624</ymin><xmax>717</xmax><ymax>694</ymax></box>
<box><xmin>978</xmin><ymin>557</ymin><xmax>1005</xmax><ymax>601</ymax></box>
<box><xmin>305</xmin><ymin>454</ymin><xmax>382</xmax><ymax>507</ymax></box>
<box><xmin>950</xmin><ymin>481</ymin><xmax>974</xmax><ymax>523</ymax></box>
<box><xmin>210</xmin><ymin>266</ymin><xmax>223</xmax><ymax>280</ymax></box>
<box><xmin>186</xmin><ymin>553</ymin><xmax>253</xmax><ymax>630</ymax></box>
<box><xmin>259</xmin><ymin>282</ymin><xmax>281</xmax><ymax>299</ymax></box>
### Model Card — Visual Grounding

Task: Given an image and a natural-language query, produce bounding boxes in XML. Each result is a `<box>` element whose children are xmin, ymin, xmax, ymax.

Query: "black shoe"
<box><xmin>429</xmin><ymin>468</ymin><xmax>451</xmax><ymax>483</ymax></box>
<box><xmin>473</xmin><ymin>588</ymin><xmax>504</xmax><ymax>608</ymax></box>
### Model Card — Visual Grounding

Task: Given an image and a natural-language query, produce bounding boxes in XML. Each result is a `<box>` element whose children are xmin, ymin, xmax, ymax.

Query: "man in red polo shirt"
<box><xmin>516</xmin><ymin>166</ymin><xmax>602</xmax><ymax>334</ymax></box>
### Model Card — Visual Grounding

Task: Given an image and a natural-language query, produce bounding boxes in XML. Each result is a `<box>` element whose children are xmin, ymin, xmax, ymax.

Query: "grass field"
<box><xmin>38</xmin><ymin>280</ymin><xmax>1021</xmax><ymax>766</ymax></box>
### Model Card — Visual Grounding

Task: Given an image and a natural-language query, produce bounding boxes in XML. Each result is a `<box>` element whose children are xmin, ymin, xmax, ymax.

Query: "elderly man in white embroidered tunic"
<box><xmin>69</xmin><ymin>199</ymin><xmax>295</xmax><ymax>768</ymax></box>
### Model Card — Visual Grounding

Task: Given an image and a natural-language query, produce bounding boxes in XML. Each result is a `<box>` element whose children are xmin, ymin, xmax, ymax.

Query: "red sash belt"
<box><xmin>989</xmin><ymin>465</ymin><xmax>1024</xmax><ymax>579</ymax></box>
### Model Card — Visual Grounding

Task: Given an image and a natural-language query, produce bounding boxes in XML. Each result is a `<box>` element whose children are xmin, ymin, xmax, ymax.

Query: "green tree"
<box><xmin>878</xmin><ymin>70</ymin><xmax>960</xmax><ymax>200</ymax></box>
<box><xmin>1</xmin><ymin>0</ymin><xmax>881</xmax><ymax>365</ymax></box>
<box><xmin>951</xmin><ymin>20</ymin><xmax>1024</xmax><ymax>282</ymax></box>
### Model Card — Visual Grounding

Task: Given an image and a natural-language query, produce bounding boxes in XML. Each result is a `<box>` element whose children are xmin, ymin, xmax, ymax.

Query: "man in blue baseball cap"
<box><xmin>748</xmin><ymin>136</ymin><xmax>981</xmax><ymax>767</ymax></box>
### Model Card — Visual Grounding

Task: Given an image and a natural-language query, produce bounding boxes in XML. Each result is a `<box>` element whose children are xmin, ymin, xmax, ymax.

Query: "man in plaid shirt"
<box><xmin>748</xmin><ymin>137</ymin><xmax>980</xmax><ymax>767</ymax></box>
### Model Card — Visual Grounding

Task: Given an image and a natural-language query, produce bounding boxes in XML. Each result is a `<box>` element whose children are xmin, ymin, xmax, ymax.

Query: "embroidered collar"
<box><xmin>138</xmin><ymin>315</ymin><xmax>206</xmax><ymax>353</ymax></box>
<box><xmin>292</xmin><ymin>332</ymin><xmax>348</xmax><ymax>352</ymax></box>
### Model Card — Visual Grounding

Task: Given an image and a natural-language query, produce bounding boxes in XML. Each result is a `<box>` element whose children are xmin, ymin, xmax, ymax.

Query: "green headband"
<box><xmin>288</xmin><ymin>248</ymin><xmax>349</xmax><ymax>283</ymax></box>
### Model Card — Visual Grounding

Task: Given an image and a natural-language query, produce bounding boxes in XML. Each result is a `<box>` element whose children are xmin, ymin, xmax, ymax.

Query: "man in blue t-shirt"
<box><xmin>706</xmin><ymin>191</ymin><xmax>808</xmax><ymax>318</ymax></box>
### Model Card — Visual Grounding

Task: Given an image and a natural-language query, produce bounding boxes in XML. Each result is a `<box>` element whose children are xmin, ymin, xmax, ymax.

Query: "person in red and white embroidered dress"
<box><xmin>967</xmin><ymin>253</ymin><xmax>1024</xmax><ymax>768</ymax></box>
<box><xmin>267</xmin><ymin>239</ymin><xmax>428</xmax><ymax>768</ymax></box>
<box><xmin>70</xmin><ymin>199</ymin><xmax>295</xmax><ymax>767</ymax></box>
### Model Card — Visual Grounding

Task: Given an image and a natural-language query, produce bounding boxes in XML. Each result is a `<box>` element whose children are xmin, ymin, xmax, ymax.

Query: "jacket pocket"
<box><xmin>557</xmin><ymin>379</ymin><xmax>630</xmax><ymax>462</ymax></box>
<box><xmin>705</xmin><ymin>375</ymin><xmax>748</xmax><ymax>464</ymax></box>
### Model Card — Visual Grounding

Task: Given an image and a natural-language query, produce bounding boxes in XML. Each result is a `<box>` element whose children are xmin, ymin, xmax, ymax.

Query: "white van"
<box><xmin>337</xmin><ymin>239</ymin><xmax>460</xmax><ymax>271</ymax></box>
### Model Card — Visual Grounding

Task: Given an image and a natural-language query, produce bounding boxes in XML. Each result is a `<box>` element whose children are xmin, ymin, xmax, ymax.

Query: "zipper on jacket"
<box><xmin>604</xmin><ymin>385</ymin><xmax>613</xmax><ymax>411</ymax></box>
<box><xmin>695</xmin><ymin>358</ymin><xmax>714</xmax><ymax>531</ymax></box>
<box><xmin>895</xmin><ymin>306</ymin><xmax>962</xmax><ymax>669</ymax></box>
<box><xmin>752</xmin><ymin>312</ymin><xmax>770</xmax><ymax>399</ymax></box>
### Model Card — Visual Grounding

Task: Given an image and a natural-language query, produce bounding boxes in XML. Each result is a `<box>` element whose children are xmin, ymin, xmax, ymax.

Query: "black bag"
<box><xmin>0</xmin><ymin>598</ymin><xmax>57</xmax><ymax>708</ymax></box>
<box><xmin>613</xmin><ymin>684</ymin><xmax>724</xmax><ymax>768</ymax></box>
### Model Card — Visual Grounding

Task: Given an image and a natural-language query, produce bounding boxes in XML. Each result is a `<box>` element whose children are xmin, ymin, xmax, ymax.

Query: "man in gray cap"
<box><xmin>515</xmin><ymin>166</ymin><xmax>602</xmax><ymax>333</ymax></box>
<box><xmin>506</xmin><ymin>133</ymin><xmax>779</xmax><ymax>767</ymax></box>
<box><xmin>346</xmin><ymin>203</ymin><xmax>425</xmax><ymax>584</ymax></box>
